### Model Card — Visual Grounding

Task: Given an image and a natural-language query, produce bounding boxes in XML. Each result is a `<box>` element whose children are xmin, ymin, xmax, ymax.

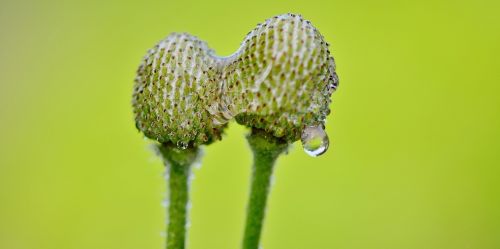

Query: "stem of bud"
<box><xmin>157</xmin><ymin>143</ymin><xmax>200</xmax><ymax>249</ymax></box>
<box><xmin>242</xmin><ymin>129</ymin><xmax>288</xmax><ymax>249</ymax></box>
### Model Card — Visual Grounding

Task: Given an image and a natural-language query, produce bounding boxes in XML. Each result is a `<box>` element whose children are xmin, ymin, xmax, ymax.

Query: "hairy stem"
<box><xmin>157</xmin><ymin>143</ymin><xmax>200</xmax><ymax>249</ymax></box>
<box><xmin>243</xmin><ymin>129</ymin><xmax>289</xmax><ymax>249</ymax></box>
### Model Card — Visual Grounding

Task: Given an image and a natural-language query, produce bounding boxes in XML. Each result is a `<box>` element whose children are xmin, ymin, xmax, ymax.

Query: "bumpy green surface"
<box><xmin>132</xmin><ymin>13</ymin><xmax>338</xmax><ymax>147</ymax></box>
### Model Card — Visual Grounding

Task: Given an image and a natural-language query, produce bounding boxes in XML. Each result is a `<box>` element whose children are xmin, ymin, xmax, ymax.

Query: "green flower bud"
<box><xmin>132</xmin><ymin>13</ymin><xmax>338</xmax><ymax>148</ymax></box>
<box><xmin>132</xmin><ymin>33</ymin><xmax>226</xmax><ymax>148</ymax></box>
<box><xmin>228</xmin><ymin>13</ymin><xmax>338</xmax><ymax>142</ymax></box>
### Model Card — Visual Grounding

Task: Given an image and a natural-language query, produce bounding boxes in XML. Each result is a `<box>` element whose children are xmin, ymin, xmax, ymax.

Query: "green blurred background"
<box><xmin>1</xmin><ymin>0</ymin><xmax>499</xmax><ymax>248</ymax></box>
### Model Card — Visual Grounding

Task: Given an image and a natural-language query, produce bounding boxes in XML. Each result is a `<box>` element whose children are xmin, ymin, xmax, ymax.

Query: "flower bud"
<box><xmin>228</xmin><ymin>13</ymin><xmax>339</xmax><ymax>142</ymax></box>
<box><xmin>132</xmin><ymin>33</ymin><xmax>226</xmax><ymax>148</ymax></box>
<box><xmin>132</xmin><ymin>13</ymin><xmax>338</xmax><ymax>147</ymax></box>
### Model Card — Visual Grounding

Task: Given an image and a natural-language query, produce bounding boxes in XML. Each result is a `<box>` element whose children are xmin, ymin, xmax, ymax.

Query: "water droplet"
<box><xmin>301</xmin><ymin>125</ymin><xmax>329</xmax><ymax>157</ymax></box>
<box><xmin>176</xmin><ymin>140</ymin><xmax>188</xmax><ymax>150</ymax></box>
<box><xmin>161</xmin><ymin>199</ymin><xmax>169</xmax><ymax>207</ymax></box>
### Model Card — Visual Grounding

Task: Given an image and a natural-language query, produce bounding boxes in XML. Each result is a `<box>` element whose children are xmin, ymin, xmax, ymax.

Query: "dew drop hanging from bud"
<box><xmin>301</xmin><ymin>125</ymin><xmax>329</xmax><ymax>157</ymax></box>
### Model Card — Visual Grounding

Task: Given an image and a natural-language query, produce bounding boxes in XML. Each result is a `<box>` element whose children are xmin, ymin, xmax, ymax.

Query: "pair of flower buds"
<box><xmin>132</xmin><ymin>13</ymin><xmax>338</xmax><ymax>155</ymax></box>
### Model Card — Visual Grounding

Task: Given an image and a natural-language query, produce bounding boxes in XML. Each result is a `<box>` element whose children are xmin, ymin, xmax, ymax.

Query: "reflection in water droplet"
<box><xmin>301</xmin><ymin>125</ymin><xmax>329</xmax><ymax>157</ymax></box>
<box><xmin>176</xmin><ymin>141</ymin><xmax>189</xmax><ymax>150</ymax></box>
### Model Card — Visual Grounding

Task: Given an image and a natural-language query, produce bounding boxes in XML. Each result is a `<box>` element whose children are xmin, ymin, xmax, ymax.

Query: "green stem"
<box><xmin>243</xmin><ymin>129</ymin><xmax>289</xmax><ymax>249</ymax></box>
<box><xmin>157</xmin><ymin>143</ymin><xmax>200</xmax><ymax>249</ymax></box>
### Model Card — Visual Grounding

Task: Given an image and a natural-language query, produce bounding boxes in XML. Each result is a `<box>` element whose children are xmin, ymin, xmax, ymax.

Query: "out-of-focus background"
<box><xmin>1</xmin><ymin>0</ymin><xmax>499</xmax><ymax>248</ymax></box>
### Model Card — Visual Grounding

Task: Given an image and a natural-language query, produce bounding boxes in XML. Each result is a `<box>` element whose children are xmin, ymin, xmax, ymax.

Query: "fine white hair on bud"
<box><xmin>132</xmin><ymin>13</ymin><xmax>339</xmax><ymax>148</ymax></box>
